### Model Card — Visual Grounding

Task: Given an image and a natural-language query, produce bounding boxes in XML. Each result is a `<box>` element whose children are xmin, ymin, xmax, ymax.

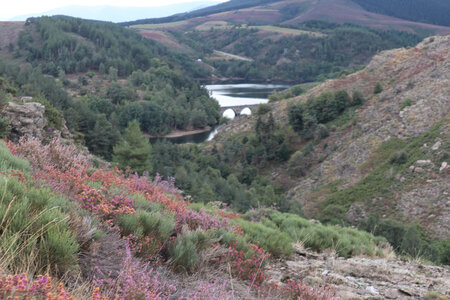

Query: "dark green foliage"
<box><xmin>233</xmin><ymin>219</ymin><xmax>293</xmax><ymax>256</ymax></box>
<box><xmin>256</xmin><ymin>104</ymin><xmax>271</xmax><ymax>115</ymax></box>
<box><xmin>360</xmin><ymin>215</ymin><xmax>443</xmax><ymax>263</ymax></box>
<box><xmin>289</xmin><ymin>89</ymin><xmax>356</xmax><ymax>139</ymax></box>
<box><xmin>0</xmin><ymin>117</ymin><xmax>10</xmax><ymax>138</ymax></box>
<box><xmin>0</xmin><ymin>144</ymin><xmax>78</xmax><ymax>274</ymax></box>
<box><xmin>169</xmin><ymin>230</ymin><xmax>209</xmax><ymax>272</ymax></box>
<box><xmin>316</xmin><ymin>124</ymin><xmax>330</xmax><ymax>139</ymax></box>
<box><xmin>34</xmin><ymin>97</ymin><xmax>63</xmax><ymax>130</ymax></box>
<box><xmin>86</xmin><ymin>114</ymin><xmax>120</xmax><ymax>160</ymax></box>
<box><xmin>389</xmin><ymin>151</ymin><xmax>408</xmax><ymax>165</ymax></box>
<box><xmin>178</xmin><ymin>22</ymin><xmax>421</xmax><ymax>82</ymax></box>
<box><xmin>400</xmin><ymin>98</ymin><xmax>413</xmax><ymax>110</ymax></box>
<box><xmin>288</xmin><ymin>103</ymin><xmax>305</xmax><ymax>132</ymax></box>
<box><xmin>374</xmin><ymin>82</ymin><xmax>383</xmax><ymax>94</ymax></box>
<box><xmin>113</xmin><ymin>120</ymin><xmax>152</xmax><ymax>174</ymax></box>
<box><xmin>400</xmin><ymin>225</ymin><xmax>422</xmax><ymax>258</ymax></box>
<box><xmin>245</xmin><ymin>209</ymin><xmax>386</xmax><ymax>258</ymax></box>
<box><xmin>288</xmin><ymin>151</ymin><xmax>311</xmax><ymax>177</ymax></box>
<box><xmin>351</xmin><ymin>90</ymin><xmax>365</xmax><ymax>106</ymax></box>
<box><xmin>436</xmin><ymin>238</ymin><xmax>450</xmax><ymax>265</ymax></box>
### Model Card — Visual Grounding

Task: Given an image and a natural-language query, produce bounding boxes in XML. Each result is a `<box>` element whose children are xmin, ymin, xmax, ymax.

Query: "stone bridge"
<box><xmin>220</xmin><ymin>104</ymin><xmax>260</xmax><ymax>117</ymax></box>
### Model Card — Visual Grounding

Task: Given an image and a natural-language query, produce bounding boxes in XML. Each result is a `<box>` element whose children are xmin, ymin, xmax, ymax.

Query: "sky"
<box><xmin>1</xmin><ymin>0</ymin><xmax>227</xmax><ymax>20</ymax></box>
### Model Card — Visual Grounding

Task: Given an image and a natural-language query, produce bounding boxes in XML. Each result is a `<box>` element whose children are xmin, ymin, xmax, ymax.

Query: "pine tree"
<box><xmin>113</xmin><ymin>120</ymin><xmax>152</xmax><ymax>174</ymax></box>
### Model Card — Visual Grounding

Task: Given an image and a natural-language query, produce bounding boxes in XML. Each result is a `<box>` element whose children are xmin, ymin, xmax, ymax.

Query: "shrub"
<box><xmin>169</xmin><ymin>231</ymin><xmax>209</xmax><ymax>272</ymax></box>
<box><xmin>34</xmin><ymin>97</ymin><xmax>63</xmax><ymax>130</ymax></box>
<box><xmin>261</xmin><ymin>210</ymin><xmax>386</xmax><ymax>258</ymax></box>
<box><xmin>374</xmin><ymin>82</ymin><xmax>383</xmax><ymax>94</ymax></box>
<box><xmin>13</xmin><ymin>136</ymin><xmax>90</xmax><ymax>171</ymax></box>
<box><xmin>390</xmin><ymin>150</ymin><xmax>408</xmax><ymax>164</ymax></box>
<box><xmin>233</xmin><ymin>219</ymin><xmax>293</xmax><ymax>256</ymax></box>
<box><xmin>400</xmin><ymin>98</ymin><xmax>413</xmax><ymax>110</ymax></box>
<box><xmin>436</xmin><ymin>238</ymin><xmax>450</xmax><ymax>265</ymax></box>
<box><xmin>351</xmin><ymin>90</ymin><xmax>365</xmax><ymax>106</ymax></box>
<box><xmin>0</xmin><ymin>141</ymin><xmax>30</xmax><ymax>172</ymax></box>
<box><xmin>316</xmin><ymin>124</ymin><xmax>330</xmax><ymax>140</ymax></box>
<box><xmin>0</xmin><ymin>273</ymin><xmax>94</xmax><ymax>299</ymax></box>
<box><xmin>0</xmin><ymin>176</ymin><xmax>79</xmax><ymax>274</ymax></box>
<box><xmin>288</xmin><ymin>151</ymin><xmax>310</xmax><ymax>177</ymax></box>
<box><xmin>283</xmin><ymin>280</ymin><xmax>337</xmax><ymax>300</ymax></box>
<box><xmin>95</xmin><ymin>246</ymin><xmax>176</xmax><ymax>299</ymax></box>
<box><xmin>256</xmin><ymin>104</ymin><xmax>271</xmax><ymax>115</ymax></box>
<box><xmin>0</xmin><ymin>117</ymin><xmax>10</xmax><ymax>138</ymax></box>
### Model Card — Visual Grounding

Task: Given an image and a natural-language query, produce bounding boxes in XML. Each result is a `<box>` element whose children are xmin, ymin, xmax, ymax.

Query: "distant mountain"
<box><xmin>9</xmin><ymin>1</ymin><xmax>221</xmax><ymax>23</ymax></box>
<box><xmin>124</xmin><ymin>0</ymin><xmax>450</xmax><ymax>35</ymax></box>
<box><xmin>121</xmin><ymin>0</ymin><xmax>282</xmax><ymax>26</ymax></box>
<box><xmin>352</xmin><ymin>0</ymin><xmax>450</xmax><ymax>27</ymax></box>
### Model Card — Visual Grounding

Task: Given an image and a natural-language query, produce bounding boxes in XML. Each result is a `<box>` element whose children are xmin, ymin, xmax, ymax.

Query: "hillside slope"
<box><xmin>214</xmin><ymin>35</ymin><xmax>450</xmax><ymax>238</ymax></box>
<box><xmin>127</xmin><ymin>0</ymin><xmax>450</xmax><ymax>35</ymax></box>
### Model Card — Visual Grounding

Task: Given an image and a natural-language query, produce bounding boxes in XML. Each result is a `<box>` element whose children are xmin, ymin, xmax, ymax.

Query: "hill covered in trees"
<box><xmin>166</xmin><ymin>21</ymin><xmax>422</xmax><ymax>82</ymax></box>
<box><xmin>1</xmin><ymin>16</ymin><xmax>219</xmax><ymax>159</ymax></box>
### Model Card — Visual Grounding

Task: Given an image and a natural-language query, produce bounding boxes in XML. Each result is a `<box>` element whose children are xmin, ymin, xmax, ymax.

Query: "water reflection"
<box><xmin>150</xmin><ymin>83</ymin><xmax>290</xmax><ymax>144</ymax></box>
<box><xmin>205</xmin><ymin>83</ymin><xmax>290</xmax><ymax>107</ymax></box>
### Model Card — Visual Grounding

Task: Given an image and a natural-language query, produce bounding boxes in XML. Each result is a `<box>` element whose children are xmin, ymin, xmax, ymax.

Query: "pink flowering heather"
<box><xmin>13</xmin><ymin>136</ymin><xmax>90</xmax><ymax>171</ymax></box>
<box><xmin>0</xmin><ymin>271</ymin><xmax>106</xmax><ymax>299</ymax></box>
<box><xmin>94</xmin><ymin>246</ymin><xmax>176</xmax><ymax>300</ymax></box>
<box><xmin>228</xmin><ymin>243</ymin><xmax>270</xmax><ymax>286</ymax></box>
<box><xmin>176</xmin><ymin>208</ymin><xmax>229</xmax><ymax>232</ymax></box>
<box><xmin>188</xmin><ymin>280</ymin><xmax>234</xmax><ymax>300</ymax></box>
<box><xmin>283</xmin><ymin>279</ymin><xmax>338</xmax><ymax>300</ymax></box>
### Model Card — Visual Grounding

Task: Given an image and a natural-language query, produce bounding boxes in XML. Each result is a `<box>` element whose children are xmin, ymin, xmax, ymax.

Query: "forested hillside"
<box><xmin>3</xmin><ymin>16</ymin><xmax>219</xmax><ymax>159</ymax></box>
<box><xmin>352</xmin><ymin>0</ymin><xmax>450</xmax><ymax>27</ymax></box>
<box><xmin>173</xmin><ymin>21</ymin><xmax>422</xmax><ymax>82</ymax></box>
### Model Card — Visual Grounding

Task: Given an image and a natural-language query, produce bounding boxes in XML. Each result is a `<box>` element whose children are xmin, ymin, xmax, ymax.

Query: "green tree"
<box><xmin>87</xmin><ymin>114</ymin><xmax>120</xmax><ymax>160</ymax></box>
<box><xmin>113</xmin><ymin>120</ymin><xmax>152</xmax><ymax>174</ymax></box>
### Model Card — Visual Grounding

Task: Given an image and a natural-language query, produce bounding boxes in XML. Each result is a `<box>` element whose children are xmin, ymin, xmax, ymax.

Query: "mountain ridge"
<box><xmin>124</xmin><ymin>0</ymin><xmax>450</xmax><ymax>35</ymax></box>
<box><xmin>8</xmin><ymin>2</ymin><xmax>222</xmax><ymax>23</ymax></box>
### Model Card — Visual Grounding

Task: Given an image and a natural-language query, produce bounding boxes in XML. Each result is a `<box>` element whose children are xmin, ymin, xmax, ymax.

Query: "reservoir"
<box><xmin>151</xmin><ymin>83</ymin><xmax>290</xmax><ymax>144</ymax></box>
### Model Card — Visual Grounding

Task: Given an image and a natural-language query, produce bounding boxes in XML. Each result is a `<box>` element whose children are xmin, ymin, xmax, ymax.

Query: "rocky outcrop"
<box><xmin>266</xmin><ymin>247</ymin><xmax>450</xmax><ymax>299</ymax></box>
<box><xmin>1</xmin><ymin>102</ymin><xmax>47</xmax><ymax>142</ymax></box>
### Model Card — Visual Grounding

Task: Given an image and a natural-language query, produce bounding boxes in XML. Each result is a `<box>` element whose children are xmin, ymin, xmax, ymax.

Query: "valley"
<box><xmin>0</xmin><ymin>0</ymin><xmax>449</xmax><ymax>299</ymax></box>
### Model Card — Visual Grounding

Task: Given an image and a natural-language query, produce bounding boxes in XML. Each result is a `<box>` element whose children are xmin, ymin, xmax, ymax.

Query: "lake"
<box><xmin>150</xmin><ymin>83</ymin><xmax>290</xmax><ymax>144</ymax></box>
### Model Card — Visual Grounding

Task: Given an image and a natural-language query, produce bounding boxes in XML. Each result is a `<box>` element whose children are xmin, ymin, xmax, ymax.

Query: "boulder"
<box><xmin>1</xmin><ymin>102</ymin><xmax>47</xmax><ymax>142</ymax></box>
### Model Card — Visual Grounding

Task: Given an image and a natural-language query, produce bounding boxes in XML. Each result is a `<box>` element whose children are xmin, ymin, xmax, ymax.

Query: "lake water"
<box><xmin>205</xmin><ymin>83</ymin><xmax>290</xmax><ymax>107</ymax></box>
<box><xmin>151</xmin><ymin>83</ymin><xmax>290</xmax><ymax>144</ymax></box>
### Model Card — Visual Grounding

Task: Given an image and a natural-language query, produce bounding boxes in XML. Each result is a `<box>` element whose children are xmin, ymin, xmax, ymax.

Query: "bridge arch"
<box><xmin>222</xmin><ymin>108</ymin><xmax>236</xmax><ymax>119</ymax></box>
<box><xmin>240</xmin><ymin>107</ymin><xmax>252</xmax><ymax>116</ymax></box>
<box><xmin>220</xmin><ymin>104</ymin><xmax>260</xmax><ymax>118</ymax></box>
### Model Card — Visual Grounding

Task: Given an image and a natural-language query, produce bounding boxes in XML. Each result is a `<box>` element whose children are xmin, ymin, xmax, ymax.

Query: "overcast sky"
<box><xmin>1</xmin><ymin>0</ymin><xmax>226</xmax><ymax>20</ymax></box>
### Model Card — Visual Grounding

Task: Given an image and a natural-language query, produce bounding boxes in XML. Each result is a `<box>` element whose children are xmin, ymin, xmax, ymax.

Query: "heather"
<box><xmin>0</xmin><ymin>137</ymin><xmax>341</xmax><ymax>299</ymax></box>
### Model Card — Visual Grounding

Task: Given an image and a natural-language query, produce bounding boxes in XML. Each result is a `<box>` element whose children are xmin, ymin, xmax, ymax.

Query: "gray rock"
<box><xmin>1</xmin><ymin>102</ymin><xmax>47</xmax><ymax>142</ymax></box>
<box><xmin>432</xmin><ymin>140</ymin><xmax>441</xmax><ymax>150</ymax></box>
<box><xmin>366</xmin><ymin>286</ymin><xmax>378</xmax><ymax>294</ymax></box>
<box><xmin>415</xmin><ymin>159</ymin><xmax>432</xmax><ymax>166</ymax></box>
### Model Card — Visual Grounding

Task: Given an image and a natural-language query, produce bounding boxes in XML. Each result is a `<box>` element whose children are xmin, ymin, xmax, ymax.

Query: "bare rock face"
<box><xmin>2</xmin><ymin>102</ymin><xmax>47</xmax><ymax>142</ymax></box>
<box><xmin>266</xmin><ymin>247</ymin><xmax>450</xmax><ymax>300</ymax></box>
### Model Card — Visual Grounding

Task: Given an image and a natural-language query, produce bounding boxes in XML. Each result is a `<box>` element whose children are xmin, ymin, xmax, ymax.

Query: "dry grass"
<box><xmin>129</xmin><ymin>21</ymin><xmax>188</xmax><ymax>30</ymax></box>
<box><xmin>250</xmin><ymin>25</ymin><xmax>326</xmax><ymax>37</ymax></box>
